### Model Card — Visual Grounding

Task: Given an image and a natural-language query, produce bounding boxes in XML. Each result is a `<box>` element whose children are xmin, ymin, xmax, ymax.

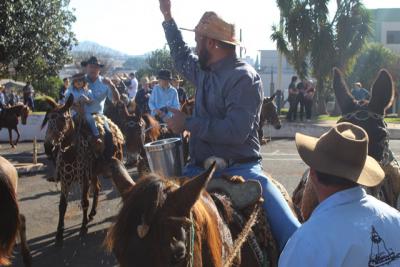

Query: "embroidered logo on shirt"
<box><xmin>368</xmin><ymin>226</ymin><xmax>400</xmax><ymax>266</ymax></box>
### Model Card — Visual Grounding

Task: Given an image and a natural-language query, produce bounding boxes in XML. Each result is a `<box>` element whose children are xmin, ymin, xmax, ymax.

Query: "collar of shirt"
<box><xmin>312</xmin><ymin>186</ymin><xmax>366</xmax><ymax>217</ymax></box>
<box><xmin>209</xmin><ymin>54</ymin><xmax>237</xmax><ymax>71</ymax></box>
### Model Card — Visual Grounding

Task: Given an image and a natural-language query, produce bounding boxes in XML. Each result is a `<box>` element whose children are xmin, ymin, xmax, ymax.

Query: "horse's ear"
<box><xmin>368</xmin><ymin>69</ymin><xmax>394</xmax><ymax>115</ymax></box>
<box><xmin>270</xmin><ymin>93</ymin><xmax>276</xmax><ymax>101</ymax></box>
<box><xmin>60</xmin><ymin>94</ymin><xmax>74</xmax><ymax>112</ymax></box>
<box><xmin>44</xmin><ymin>96</ymin><xmax>58</xmax><ymax>109</ymax></box>
<box><xmin>167</xmin><ymin>162</ymin><xmax>217</xmax><ymax>217</ymax></box>
<box><xmin>41</xmin><ymin>111</ymin><xmax>49</xmax><ymax>129</ymax></box>
<box><xmin>333</xmin><ymin>67</ymin><xmax>356</xmax><ymax>114</ymax></box>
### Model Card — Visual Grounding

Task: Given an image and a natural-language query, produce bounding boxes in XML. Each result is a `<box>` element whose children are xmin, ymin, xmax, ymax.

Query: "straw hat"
<box><xmin>173</xmin><ymin>75</ymin><xmax>183</xmax><ymax>82</ymax></box>
<box><xmin>181</xmin><ymin>11</ymin><xmax>241</xmax><ymax>46</ymax></box>
<box><xmin>149</xmin><ymin>76</ymin><xmax>158</xmax><ymax>84</ymax></box>
<box><xmin>71</xmin><ymin>73</ymin><xmax>86</xmax><ymax>81</ymax></box>
<box><xmin>295</xmin><ymin>122</ymin><xmax>384</xmax><ymax>187</ymax></box>
<box><xmin>140</xmin><ymin>76</ymin><xmax>150</xmax><ymax>84</ymax></box>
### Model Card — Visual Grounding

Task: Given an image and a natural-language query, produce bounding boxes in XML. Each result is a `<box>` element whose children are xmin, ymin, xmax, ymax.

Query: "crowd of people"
<box><xmin>286</xmin><ymin>75</ymin><xmax>316</xmax><ymax>122</ymax></box>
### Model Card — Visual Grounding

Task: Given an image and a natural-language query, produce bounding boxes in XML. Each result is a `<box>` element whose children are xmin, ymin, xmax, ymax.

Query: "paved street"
<box><xmin>3</xmin><ymin>138</ymin><xmax>400</xmax><ymax>266</ymax></box>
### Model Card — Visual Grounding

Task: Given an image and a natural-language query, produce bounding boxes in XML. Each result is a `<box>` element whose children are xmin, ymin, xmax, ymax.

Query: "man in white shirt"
<box><xmin>279</xmin><ymin>122</ymin><xmax>400</xmax><ymax>267</ymax></box>
<box><xmin>127</xmin><ymin>72</ymin><xmax>138</xmax><ymax>100</ymax></box>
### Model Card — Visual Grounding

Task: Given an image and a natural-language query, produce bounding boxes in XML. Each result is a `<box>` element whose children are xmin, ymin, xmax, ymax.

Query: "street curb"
<box><xmin>14</xmin><ymin>163</ymin><xmax>46</xmax><ymax>175</ymax></box>
<box><xmin>265</xmin><ymin>122</ymin><xmax>400</xmax><ymax>139</ymax></box>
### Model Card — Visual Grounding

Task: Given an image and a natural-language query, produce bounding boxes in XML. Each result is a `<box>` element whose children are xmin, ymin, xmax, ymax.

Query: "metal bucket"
<box><xmin>144</xmin><ymin>137</ymin><xmax>184</xmax><ymax>177</ymax></box>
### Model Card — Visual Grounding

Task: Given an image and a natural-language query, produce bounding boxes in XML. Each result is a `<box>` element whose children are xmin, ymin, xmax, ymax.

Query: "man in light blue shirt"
<box><xmin>81</xmin><ymin>56</ymin><xmax>120</xmax><ymax>159</ymax></box>
<box><xmin>351</xmin><ymin>82</ymin><xmax>370</xmax><ymax>103</ymax></box>
<box><xmin>148</xmin><ymin>69</ymin><xmax>180</xmax><ymax>121</ymax></box>
<box><xmin>279</xmin><ymin>122</ymin><xmax>400</xmax><ymax>267</ymax></box>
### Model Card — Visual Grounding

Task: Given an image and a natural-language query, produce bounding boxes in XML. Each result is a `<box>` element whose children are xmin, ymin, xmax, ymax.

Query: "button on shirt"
<box><xmin>85</xmin><ymin>76</ymin><xmax>113</xmax><ymax>114</ymax></box>
<box><xmin>148</xmin><ymin>85</ymin><xmax>180</xmax><ymax>117</ymax></box>
<box><xmin>163</xmin><ymin>19</ymin><xmax>262</xmax><ymax>165</ymax></box>
<box><xmin>279</xmin><ymin>186</ymin><xmax>400</xmax><ymax>267</ymax></box>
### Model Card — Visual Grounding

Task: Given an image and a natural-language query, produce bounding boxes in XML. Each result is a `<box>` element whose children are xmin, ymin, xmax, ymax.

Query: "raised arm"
<box><xmin>159</xmin><ymin>0</ymin><xmax>200</xmax><ymax>85</ymax></box>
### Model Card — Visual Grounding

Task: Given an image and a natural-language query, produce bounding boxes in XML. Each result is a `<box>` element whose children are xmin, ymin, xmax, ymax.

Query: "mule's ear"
<box><xmin>333</xmin><ymin>67</ymin><xmax>356</xmax><ymax>114</ymax></box>
<box><xmin>368</xmin><ymin>69</ymin><xmax>394</xmax><ymax>115</ymax></box>
<box><xmin>270</xmin><ymin>93</ymin><xmax>276</xmax><ymax>101</ymax></box>
<box><xmin>44</xmin><ymin>96</ymin><xmax>58</xmax><ymax>109</ymax></box>
<box><xmin>167</xmin><ymin>162</ymin><xmax>216</xmax><ymax>217</ymax></box>
<box><xmin>60</xmin><ymin>94</ymin><xmax>74</xmax><ymax>112</ymax></box>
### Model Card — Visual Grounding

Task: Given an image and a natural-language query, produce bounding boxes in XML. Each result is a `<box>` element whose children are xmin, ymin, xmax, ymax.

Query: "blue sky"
<box><xmin>69</xmin><ymin>0</ymin><xmax>400</xmax><ymax>58</ymax></box>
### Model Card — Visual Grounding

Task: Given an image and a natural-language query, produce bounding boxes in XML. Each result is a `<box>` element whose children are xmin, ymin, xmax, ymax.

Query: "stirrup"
<box><xmin>207</xmin><ymin>178</ymin><xmax>262</xmax><ymax>209</ymax></box>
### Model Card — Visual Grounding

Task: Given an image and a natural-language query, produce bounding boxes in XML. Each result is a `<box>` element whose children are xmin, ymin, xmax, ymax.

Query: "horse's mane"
<box><xmin>7</xmin><ymin>103</ymin><xmax>26</xmax><ymax>113</ymax></box>
<box><xmin>142</xmin><ymin>114</ymin><xmax>160</xmax><ymax>141</ymax></box>
<box><xmin>105</xmin><ymin>175</ymin><xmax>222</xmax><ymax>266</ymax></box>
<box><xmin>0</xmin><ymin>165</ymin><xmax>20</xmax><ymax>266</ymax></box>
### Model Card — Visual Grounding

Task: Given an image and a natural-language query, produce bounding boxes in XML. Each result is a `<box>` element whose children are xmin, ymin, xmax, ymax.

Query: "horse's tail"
<box><xmin>0</xmin><ymin>175</ymin><xmax>20</xmax><ymax>266</ymax></box>
<box><xmin>142</xmin><ymin>114</ymin><xmax>161</xmax><ymax>141</ymax></box>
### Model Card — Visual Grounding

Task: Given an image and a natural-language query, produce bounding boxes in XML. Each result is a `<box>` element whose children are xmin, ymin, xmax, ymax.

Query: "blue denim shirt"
<box><xmin>148</xmin><ymin>85</ymin><xmax>180</xmax><ymax>117</ymax></box>
<box><xmin>163</xmin><ymin>19</ymin><xmax>262</xmax><ymax>164</ymax></box>
<box><xmin>279</xmin><ymin>187</ymin><xmax>400</xmax><ymax>267</ymax></box>
<box><xmin>65</xmin><ymin>87</ymin><xmax>93</xmax><ymax>115</ymax></box>
<box><xmin>85</xmin><ymin>75</ymin><xmax>113</xmax><ymax>114</ymax></box>
<box><xmin>351</xmin><ymin>88</ymin><xmax>370</xmax><ymax>101</ymax></box>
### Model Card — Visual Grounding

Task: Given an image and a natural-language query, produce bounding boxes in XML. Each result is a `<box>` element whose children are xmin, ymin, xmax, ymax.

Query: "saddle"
<box><xmin>207</xmin><ymin>176</ymin><xmax>262</xmax><ymax>210</ymax></box>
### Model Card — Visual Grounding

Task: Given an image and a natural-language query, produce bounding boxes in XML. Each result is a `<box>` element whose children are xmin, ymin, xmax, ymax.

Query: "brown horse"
<box><xmin>259</xmin><ymin>95</ymin><xmax>282</xmax><ymax>145</ymax></box>
<box><xmin>0</xmin><ymin>104</ymin><xmax>30</xmax><ymax>148</ymax></box>
<box><xmin>292</xmin><ymin>68</ymin><xmax>400</xmax><ymax>221</ymax></box>
<box><xmin>104</xmin><ymin>159</ymin><xmax>287</xmax><ymax>267</ymax></box>
<box><xmin>0</xmin><ymin>156</ymin><xmax>31</xmax><ymax>266</ymax></box>
<box><xmin>41</xmin><ymin>95</ymin><xmax>124</xmax><ymax>245</ymax></box>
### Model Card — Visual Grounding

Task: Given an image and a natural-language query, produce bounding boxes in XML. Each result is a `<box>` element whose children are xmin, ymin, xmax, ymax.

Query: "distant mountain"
<box><xmin>71</xmin><ymin>41</ymin><xmax>131</xmax><ymax>60</ymax></box>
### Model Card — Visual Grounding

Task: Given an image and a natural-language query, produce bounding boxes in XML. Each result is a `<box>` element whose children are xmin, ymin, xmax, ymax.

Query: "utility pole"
<box><xmin>239</xmin><ymin>28</ymin><xmax>243</xmax><ymax>59</ymax></box>
<box><xmin>270</xmin><ymin>67</ymin><xmax>275</xmax><ymax>96</ymax></box>
<box><xmin>277</xmin><ymin>11</ymin><xmax>283</xmax><ymax>93</ymax></box>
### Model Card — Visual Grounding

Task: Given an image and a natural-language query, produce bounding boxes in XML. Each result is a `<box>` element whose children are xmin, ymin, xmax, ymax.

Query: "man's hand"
<box><xmin>165</xmin><ymin>107</ymin><xmax>187</xmax><ymax>134</ymax></box>
<box><xmin>159</xmin><ymin>0</ymin><xmax>172</xmax><ymax>21</ymax></box>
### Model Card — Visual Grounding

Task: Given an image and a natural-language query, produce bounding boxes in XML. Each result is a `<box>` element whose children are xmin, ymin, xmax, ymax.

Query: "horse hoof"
<box><xmin>23</xmin><ymin>253</ymin><xmax>33</xmax><ymax>267</ymax></box>
<box><xmin>55</xmin><ymin>237</ymin><xmax>63</xmax><ymax>247</ymax></box>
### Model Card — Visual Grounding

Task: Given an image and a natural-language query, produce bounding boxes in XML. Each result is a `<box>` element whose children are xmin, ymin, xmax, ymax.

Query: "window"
<box><xmin>387</xmin><ymin>31</ymin><xmax>400</xmax><ymax>44</ymax></box>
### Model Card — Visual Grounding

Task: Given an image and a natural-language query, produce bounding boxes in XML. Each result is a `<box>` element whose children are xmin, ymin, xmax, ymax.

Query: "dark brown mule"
<box><xmin>105</xmin><ymin>159</ymin><xmax>287</xmax><ymax>267</ymax></box>
<box><xmin>293</xmin><ymin>68</ymin><xmax>400</xmax><ymax>221</ymax></box>
<box><xmin>41</xmin><ymin>95</ymin><xmax>124</xmax><ymax>245</ymax></box>
<box><xmin>0</xmin><ymin>156</ymin><xmax>31</xmax><ymax>266</ymax></box>
<box><xmin>0</xmin><ymin>104</ymin><xmax>30</xmax><ymax>148</ymax></box>
<box><xmin>181</xmin><ymin>98</ymin><xmax>195</xmax><ymax>164</ymax></box>
<box><xmin>258</xmin><ymin>95</ymin><xmax>282</xmax><ymax>145</ymax></box>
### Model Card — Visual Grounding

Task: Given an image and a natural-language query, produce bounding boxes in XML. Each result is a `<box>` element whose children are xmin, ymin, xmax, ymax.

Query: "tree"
<box><xmin>271</xmin><ymin>0</ymin><xmax>371</xmax><ymax>114</ymax></box>
<box><xmin>0</xmin><ymin>0</ymin><xmax>77</xmax><ymax>80</ymax></box>
<box><xmin>123</xmin><ymin>56</ymin><xmax>147</xmax><ymax>71</ymax></box>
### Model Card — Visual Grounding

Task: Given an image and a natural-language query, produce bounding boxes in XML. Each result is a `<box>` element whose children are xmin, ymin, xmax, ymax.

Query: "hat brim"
<box><xmin>157</xmin><ymin>76</ymin><xmax>172</xmax><ymax>81</ymax></box>
<box><xmin>295</xmin><ymin>133</ymin><xmax>385</xmax><ymax>187</ymax></box>
<box><xmin>81</xmin><ymin>61</ymin><xmax>104</xmax><ymax>68</ymax></box>
<box><xmin>180</xmin><ymin>27</ymin><xmax>242</xmax><ymax>47</ymax></box>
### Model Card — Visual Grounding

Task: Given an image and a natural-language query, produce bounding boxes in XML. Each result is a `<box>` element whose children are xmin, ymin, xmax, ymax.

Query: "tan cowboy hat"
<box><xmin>181</xmin><ymin>11</ymin><xmax>241</xmax><ymax>46</ymax></box>
<box><xmin>295</xmin><ymin>122</ymin><xmax>384</xmax><ymax>187</ymax></box>
<box><xmin>149</xmin><ymin>76</ymin><xmax>158</xmax><ymax>84</ymax></box>
<box><xmin>71</xmin><ymin>72</ymin><xmax>86</xmax><ymax>81</ymax></box>
<box><xmin>140</xmin><ymin>76</ymin><xmax>149</xmax><ymax>84</ymax></box>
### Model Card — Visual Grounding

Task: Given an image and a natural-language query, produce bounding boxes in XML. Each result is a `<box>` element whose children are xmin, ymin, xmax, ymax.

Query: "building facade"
<box><xmin>370</xmin><ymin>8</ymin><xmax>400</xmax><ymax>54</ymax></box>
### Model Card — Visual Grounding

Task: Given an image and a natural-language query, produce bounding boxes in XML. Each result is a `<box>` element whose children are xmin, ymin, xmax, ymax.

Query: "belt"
<box><xmin>196</xmin><ymin>155</ymin><xmax>262</xmax><ymax>168</ymax></box>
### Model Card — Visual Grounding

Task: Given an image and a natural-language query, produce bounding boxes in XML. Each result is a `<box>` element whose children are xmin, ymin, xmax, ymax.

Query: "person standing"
<box><xmin>171</xmin><ymin>75</ymin><xmax>188</xmax><ymax>104</ymax></box>
<box><xmin>295</xmin><ymin>79</ymin><xmax>306</xmax><ymax>121</ymax></box>
<box><xmin>22</xmin><ymin>81</ymin><xmax>34</xmax><ymax>111</ymax></box>
<box><xmin>304</xmin><ymin>80</ymin><xmax>315</xmax><ymax>122</ymax></box>
<box><xmin>159</xmin><ymin>0</ymin><xmax>300</xmax><ymax>251</ymax></box>
<box><xmin>286</xmin><ymin>76</ymin><xmax>298</xmax><ymax>121</ymax></box>
<box><xmin>127</xmin><ymin>72</ymin><xmax>138</xmax><ymax>101</ymax></box>
<box><xmin>135</xmin><ymin>76</ymin><xmax>152</xmax><ymax>115</ymax></box>
<box><xmin>275</xmin><ymin>89</ymin><xmax>284</xmax><ymax>115</ymax></box>
<box><xmin>279</xmin><ymin>122</ymin><xmax>400</xmax><ymax>266</ymax></box>
<box><xmin>58</xmin><ymin>77</ymin><xmax>70</xmax><ymax>104</ymax></box>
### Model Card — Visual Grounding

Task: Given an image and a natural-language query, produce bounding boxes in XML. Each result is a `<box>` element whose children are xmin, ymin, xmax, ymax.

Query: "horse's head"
<box><xmin>181</xmin><ymin>98</ymin><xmax>195</xmax><ymax>116</ymax></box>
<box><xmin>333</xmin><ymin>68</ymin><xmax>394</xmax><ymax>163</ymax></box>
<box><xmin>106</xmin><ymin>163</ymin><xmax>218</xmax><ymax>267</ymax></box>
<box><xmin>122</xmin><ymin>107</ymin><xmax>145</xmax><ymax>153</ymax></box>
<box><xmin>41</xmin><ymin>95</ymin><xmax>74</xmax><ymax>144</ymax></box>
<box><xmin>20</xmin><ymin>105</ymin><xmax>30</xmax><ymax>125</ymax></box>
<box><xmin>261</xmin><ymin>95</ymin><xmax>281</xmax><ymax>129</ymax></box>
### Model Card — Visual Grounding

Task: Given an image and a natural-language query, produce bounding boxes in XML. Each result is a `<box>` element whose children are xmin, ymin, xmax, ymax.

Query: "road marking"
<box><xmin>262</xmin><ymin>158</ymin><xmax>302</xmax><ymax>161</ymax></box>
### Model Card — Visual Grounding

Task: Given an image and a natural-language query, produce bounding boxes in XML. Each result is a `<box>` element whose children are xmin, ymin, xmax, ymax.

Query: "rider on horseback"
<box><xmin>159</xmin><ymin>1</ymin><xmax>300</xmax><ymax>251</ymax></box>
<box><xmin>65</xmin><ymin>73</ymin><xmax>103</xmax><ymax>152</ymax></box>
<box><xmin>0</xmin><ymin>86</ymin><xmax>5</xmax><ymax>116</ymax></box>
<box><xmin>81</xmin><ymin>56</ymin><xmax>121</xmax><ymax>159</ymax></box>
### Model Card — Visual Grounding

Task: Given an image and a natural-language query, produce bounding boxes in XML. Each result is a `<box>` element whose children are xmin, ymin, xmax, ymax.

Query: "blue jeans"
<box><xmin>84</xmin><ymin>113</ymin><xmax>100</xmax><ymax>137</ymax></box>
<box><xmin>183</xmin><ymin>161</ymin><xmax>300</xmax><ymax>251</ymax></box>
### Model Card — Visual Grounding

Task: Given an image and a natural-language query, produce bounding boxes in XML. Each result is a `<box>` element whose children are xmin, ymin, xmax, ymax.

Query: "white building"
<box><xmin>370</xmin><ymin>8</ymin><xmax>400</xmax><ymax>54</ymax></box>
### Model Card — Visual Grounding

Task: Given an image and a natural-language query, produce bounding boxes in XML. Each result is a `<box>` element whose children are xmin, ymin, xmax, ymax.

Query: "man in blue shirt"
<box><xmin>280</xmin><ymin>122</ymin><xmax>400</xmax><ymax>267</ymax></box>
<box><xmin>148</xmin><ymin>69</ymin><xmax>180</xmax><ymax>121</ymax></box>
<box><xmin>351</xmin><ymin>82</ymin><xmax>370</xmax><ymax>104</ymax></box>
<box><xmin>159</xmin><ymin>0</ymin><xmax>300</xmax><ymax>251</ymax></box>
<box><xmin>81</xmin><ymin>56</ymin><xmax>120</xmax><ymax>159</ymax></box>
